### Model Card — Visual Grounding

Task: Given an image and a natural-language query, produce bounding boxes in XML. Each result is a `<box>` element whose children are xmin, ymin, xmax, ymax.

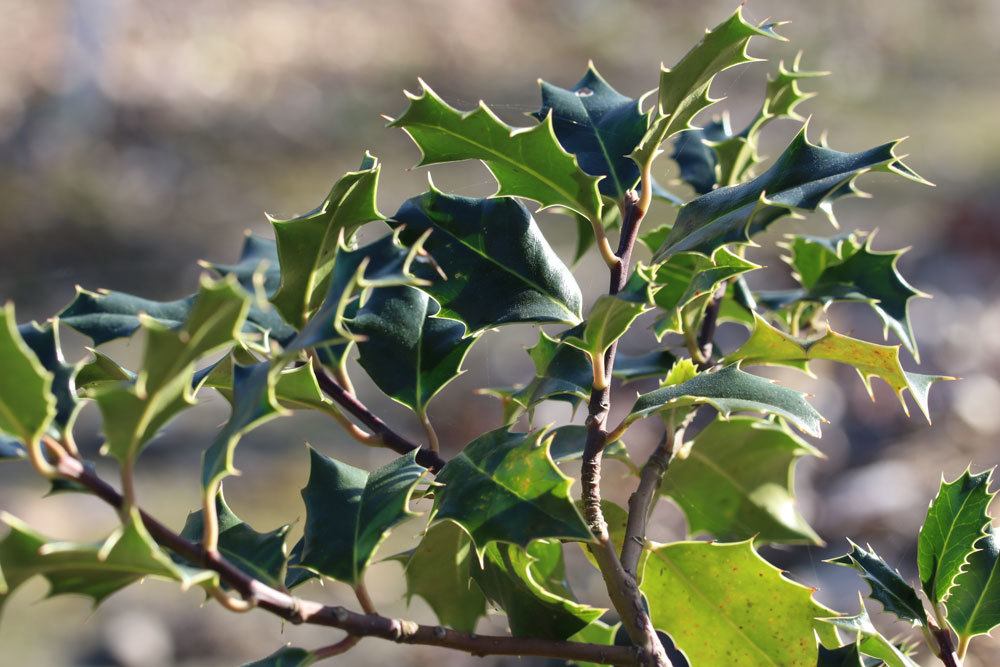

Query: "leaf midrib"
<box><xmin>929</xmin><ymin>485</ymin><xmax>985</xmax><ymax>599</ymax></box>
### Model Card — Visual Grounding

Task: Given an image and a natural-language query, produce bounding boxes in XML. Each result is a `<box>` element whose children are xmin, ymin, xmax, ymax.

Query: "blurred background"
<box><xmin>1</xmin><ymin>0</ymin><xmax>998</xmax><ymax>665</ymax></box>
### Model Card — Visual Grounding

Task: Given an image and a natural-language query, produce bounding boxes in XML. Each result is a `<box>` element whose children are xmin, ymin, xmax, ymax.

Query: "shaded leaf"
<box><xmin>60</xmin><ymin>288</ymin><xmax>194</xmax><ymax>346</ymax></box>
<box><xmin>242</xmin><ymin>646</ymin><xmax>316</xmax><ymax>667</ymax></box>
<box><xmin>179</xmin><ymin>490</ymin><xmax>289</xmax><ymax>589</ymax></box>
<box><xmin>563</xmin><ymin>267</ymin><xmax>656</xmax><ymax>366</ymax></box>
<box><xmin>391</xmin><ymin>82</ymin><xmax>603</xmax><ymax>221</ymax></box>
<box><xmin>0</xmin><ymin>435</ymin><xmax>25</xmax><ymax>462</ymax></box>
<box><xmin>651</xmin><ymin>128</ymin><xmax>926</xmax><ymax>263</ymax></box>
<box><xmin>828</xmin><ymin>540</ymin><xmax>928</xmax><ymax>625</ymax></box>
<box><xmin>641</xmin><ymin>540</ymin><xmax>836</xmax><ymax>666</ymax></box>
<box><xmin>661</xmin><ymin>416</ymin><xmax>822</xmax><ymax>545</ymax></box>
<box><xmin>392</xmin><ymin>188</ymin><xmax>583</xmax><ymax>331</ymax></box>
<box><xmin>820</xmin><ymin>595</ymin><xmax>920</xmax><ymax>667</ymax></box>
<box><xmin>945</xmin><ymin>527</ymin><xmax>1000</xmax><ymax>642</ymax></box>
<box><xmin>353</xmin><ymin>285</ymin><xmax>475</xmax><ymax>415</ymax></box>
<box><xmin>472</xmin><ymin>540</ymin><xmax>603</xmax><ymax>640</ymax></box>
<box><xmin>626</xmin><ymin>364</ymin><xmax>823</xmax><ymax>437</ymax></box>
<box><xmin>816</xmin><ymin>642</ymin><xmax>864</xmax><ymax>667</ymax></box>
<box><xmin>395</xmin><ymin>520</ymin><xmax>486</xmax><ymax>632</ymax></box>
<box><xmin>548</xmin><ymin>425</ymin><xmax>635</xmax><ymax>472</ymax></box>
<box><xmin>269</xmin><ymin>152</ymin><xmax>384</xmax><ymax>327</ymax></box>
<box><xmin>433</xmin><ymin>428</ymin><xmax>591</xmax><ymax>553</ymax></box>
<box><xmin>510</xmin><ymin>331</ymin><xmax>593</xmax><ymax>414</ymax></box>
<box><xmin>917</xmin><ymin>468</ymin><xmax>994</xmax><ymax>604</ymax></box>
<box><xmin>298</xmin><ymin>448</ymin><xmax>425</xmax><ymax>584</ymax></box>
<box><xmin>535</xmin><ymin>63</ymin><xmax>647</xmax><ymax>199</ymax></box>
<box><xmin>613</xmin><ymin>349</ymin><xmax>678</xmax><ymax>383</ymax></box>
<box><xmin>672</xmin><ymin>117</ymin><xmax>731</xmax><ymax>195</ymax></box>
<box><xmin>17</xmin><ymin>321</ymin><xmax>80</xmax><ymax>433</ymax></box>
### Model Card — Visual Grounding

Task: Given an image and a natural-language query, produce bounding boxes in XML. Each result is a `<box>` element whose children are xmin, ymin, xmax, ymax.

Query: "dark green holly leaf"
<box><xmin>17</xmin><ymin>321</ymin><xmax>80</xmax><ymax>433</ymax></box>
<box><xmin>650</xmin><ymin>246</ymin><xmax>759</xmax><ymax>338</ymax></box>
<box><xmin>820</xmin><ymin>595</ymin><xmax>920</xmax><ymax>667</ymax></box>
<box><xmin>59</xmin><ymin>288</ymin><xmax>194</xmax><ymax>346</ymax></box>
<box><xmin>0</xmin><ymin>509</ymin><xmax>214</xmax><ymax>615</ymax></box>
<box><xmin>201</xmin><ymin>360</ymin><xmax>286</xmax><ymax>493</ymax></box>
<box><xmin>0</xmin><ymin>304</ymin><xmax>56</xmax><ymax>448</ymax></box>
<box><xmin>535</xmin><ymin>63</ymin><xmax>647</xmax><ymax>199</ymax></box>
<box><xmin>392</xmin><ymin>188</ymin><xmax>583</xmax><ymax>332</ymax></box>
<box><xmin>433</xmin><ymin>428</ymin><xmax>591</xmax><ymax>553</ymax></box>
<box><xmin>353</xmin><ymin>285</ymin><xmax>475</xmax><ymax>416</ymax></box>
<box><xmin>391</xmin><ymin>82</ymin><xmax>603</xmax><ymax>222</ymax></box>
<box><xmin>242</xmin><ymin>646</ymin><xmax>316</xmax><ymax>667</ymax></box>
<box><xmin>75</xmin><ymin>350</ymin><xmax>135</xmax><ymax>391</ymax></box>
<box><xmin>632</xmin><ymin>8</ymin><xmax>785</xmax><ymax>167</ymax></box>
<box><xmin>564</xmin><ymin>267</ymin><xmax>656</xmax><ymax>363</ymax></box>
<box><xmin>91</xmin><ymin>276</ymin><xmax>250</xmax><ymax>464</ymax></box>
<box><xmin>613</xmin><ymin>349</ymin><xmax>678</xmax><ymax>383</ymax></box>
<box><xmin>726</xmin><ymin>313</ymin><xmax>950</xmax><ymax>422</ymax></box>
<box><xmin>269</xmin><ymin>152</ymin><xmax>384</xmax><ymax>327</ymax></box>
<box><xmin>816</xmin><ymin>642</ymin><xmax>865</xmax><ymax>667</ymax></box>
<box><xmin>781</xmin><ymin>232</ymin><xmax>861</xmax><ymax>290</ymax></box>
<box><xmin>651</xmin><ymin>128</ymin><xmax>926</xmax><ymax>263</ymax></box>
<box><xmin>509</xmin><ymin>331</ymin><xmax>593</xmax><ymax>415</ymax></box>
<box><xmin>625</xmin><ymin>364</ymin><xmax>823</xmax><ymax>437</ymax></box>
<box><xmin>298</xmin><ymin>448</ymin><xmax>425</xmax><ymax>584</ymax></box>
<box><xmin>395</xmin><ymin>520</ymin><xmax>486</xmax><ymax>632</ymax></box>
<box><xmin>917</xmin><ymin>468</ymin><xmax>994</xmax><ymax>605</ymax></box>
<box><xmin>661</xmin><ymin>416</ymin><xmax>822</xmax><ymax>544</ymax></box>
<box><xmin>945</xmin><ymin>528</ymin><xmax>1000</xmax><ymax>644</ymax></box>
<box><xmin>472</xmin><ymin>540</ymin><xmax>603</xmax><ymax>640</ymax></box>
<box><xmin>828</xmin><ymin>540</ymin><xmax>928</xmax><ymax>625</ymax></box>
<box><xmin>641</xmin><ymin>540</ymin><xmax>837</xmax><ymax>666</ymax></box>
<box><xmin>179</xmin><ymin>490</ymin><xmax>288</xmax><ymax>589</ymax></box>
<box><xmin>0</xmin><ymin>435</ymin><xmax>25</xmax><ymax>462</ymax></box>
<box><xmin>671</xmin><ymin>116</ymin><xmax>731</xmax><ymax>194</ymax></box>
<box><xmin>286</xmin><ymin>229</ymin><xmax>429</xmax><ymax>356</ymax></box>
<box><xmin>202</xmin><ymin>233</ymin><xmax>296</xmax><ymax>344</ymax></box>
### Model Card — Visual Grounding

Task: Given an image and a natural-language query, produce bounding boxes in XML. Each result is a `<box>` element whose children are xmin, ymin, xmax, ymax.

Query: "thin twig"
<box><xmin>621</xmin><ymin>427</ymin><xmax>677</xmax><ymax>579</ymax></box>
<box><xmin>44</xmin><ymin>446</ymin><xmax>638</xmax><ymax>666</ymax></box>
<box><xmin>313</xmin><ymin>365</ymin><xmax>447</xmax><ymax>472</ymax></box>
<box><xmin>314</xmin><ymin>635</ymin><xmax>362</xmax><ymax>660</ymax></box>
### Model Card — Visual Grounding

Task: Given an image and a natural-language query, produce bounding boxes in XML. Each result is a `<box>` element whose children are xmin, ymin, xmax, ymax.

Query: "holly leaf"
<box><xmin>472</xmin><ymin>540</ymin><xmax>604</xmax><ymax>640</ymax></box>
<box><xmin>392</xmin><ymin>188</ymin><xmax>583</xmax><ymax>332</ymax></box>
<box><xmin>945</xmin><ymin>527</ymin><xmax>1000</xmax><ymax>643</ymax></box>
<box><xmin>661</xmin><ymin>416</ymin><xmax>822</xmax><ymax>545</ymax></box>
<box><xmin>59</xmin><ymin>288</ymin><xmax>194</xmax><ymax>346</ymax></box>
<box><xmin>535</xmin><ymin>63</ymin><xmax>647</xmax><ymax>199</ymax></box>
<box><xmin>179</xmin><ymin>490</ymin><xmax>289</xmax><ymax>589</ymax></box>
<box><xmin>672</xmin><ymin>116</ymin><xmax>732</xmax><ymax>195</ymax></box>
<box><xmin>202</xmin><ymin>233</ymin><xmax>296</xmax><ymax>344</ymax></box>
<box><xmin>90</xmin><ymin>276</ymin><xmax>250</xmax><ymax>464</ymax></box>
<box><xmin>298</xmin><ymin>448</ymin><xmax>425</xmax><ymax>584</ymax></box>
<box><xmin>242</xmin><ymin>646</ymin><xmax>316</xmax><ymax>667</ymax></box>
<box><xmin>650</xmin><ymin>246</ymin><xmax>760</xmax><ymax>338</ymax></box>
<box><xmin>781</xmin><ymin>232</ymin><xmax>861</xmax><ymax>290</ymax></box>
<box><xmin>651</xmin><ymin>128</ymin><xmax>926</xmax><ymax>263</ymax></box>
<box><xmin>0</xmin><ymin>303</ymin><xmax>56</xmax><ymax>448</ymax></box>
<box><xmin>625</xmin><ymin>364</ymin><xmax>824</xmax><ymax>437</ymax></box>
<box><xmin>548</xmin><ymin>425</ymin><xmax>635</xmax><ymax>472</ymax></box>
<box><xmin>632</xmin><ymin>8</ymin><xmax>785</xmax><ymax>167</ymax></box>
<box><xmin>917</xmin><ymin>468</ymin><xmax>994</xmax><ymax>605</ymax></box>
<box><xmin>567</xmin><ymin>620</ymin><xmax>620</xmax><ymax>667</ymax></box>
<box><xmin>828</xmin><ymin>540</ymin><xmax>928</xmax><ymax>625</ymax></box>
<box><xmin>726</xmin><ymin>313</ymin><xmax>950</xmax><ymax>421</ymax></box>
<box><xmin>816</xmin><ymin>642</ymin><xmax>864</xmax><ymax>667</ymax></box>
<box><xmin>641</xmin><ymin>540</ymin><xmax>836</xmax><ymax>666</ymax></box>
<box><xmin>710</xmin><ymin>54</ymin><xmax>827</xmax><ymax>186</ymax></box>
<box><xmin>433</xmin><ymin>428</ymin><xmax>592</xmax><ymax>553</ymax></box>
<box><xmin>563</xmin><ymin>267</ymin><xmax>656</xmax><ymax>363</ymax></box>
<box><xmin>76</xmin><ymin>350</ymin><xmax>135</xmax><ymax>392</ymax></box>
<box><xmin>0</xmin><ymin>509</ymin><xmax>214</xmax><ymax>615</ymax></box>
<box><xmin>353</xmin><ymin>285</ymin><xmax>475</xmax><ymax>416</ymax></box>
<box><xmin>17</xmin><ymin>321</ymin><xmax>81</xmax><ymax>434</ymax></box>
<box><xmin>286</xmin><ymin>229</ymin><xmax>430</xmax><ymax>356</ymax></box>
<box><xmin>269</xmin><ymin>152</ymin><xmax>384</xmax><ymax>327</ymax></box>
<box><xmin>510</xmin><ymin>331</ymin><xmax>593</xmax><ymax>414</ymax></box>
<box><xmin>390</xmin><ymin>82</ymin><xmax>603</xmax><ymax>221</ymax></box>
<box><xmin>820</xmin><ymin>595</ymin><xmax>920</xmax><ymax>667</ymax></box>
<box><xmin>395</xmin><ymin>520</ymin><xmax>487</xmax><ymax>632</ymax></box>
<box><xmin>613</xmin><ymin>349</ymin><xmax>678</xmax><ymax>383</ymax></box>
<box><xmin>201</xmin><ymin>360</ymin><xmax>286</xmax><ymax>493</ymax></box>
